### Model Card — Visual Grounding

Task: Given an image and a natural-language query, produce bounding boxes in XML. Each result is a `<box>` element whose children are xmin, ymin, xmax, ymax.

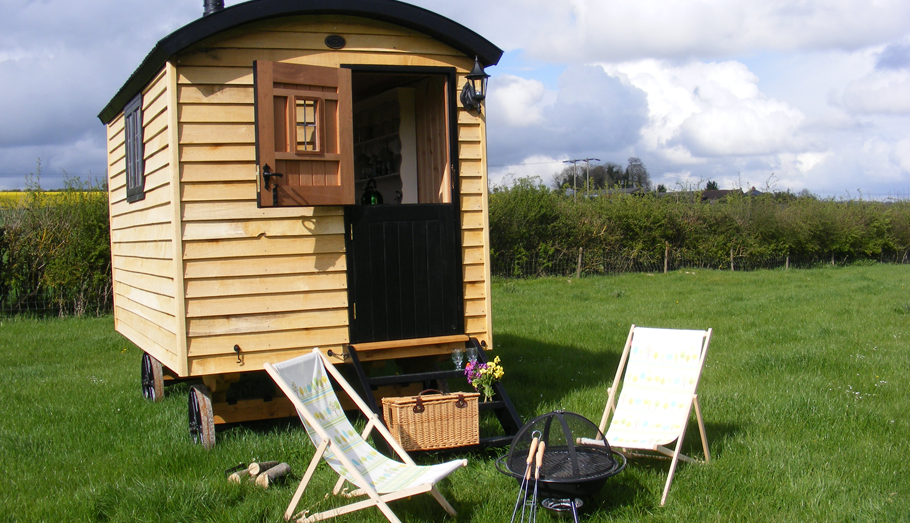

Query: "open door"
<box><xmin>254</xmin><ymin>61</ymin><xmax>354</xmax><ymax>206</ymax></box>
<box><xmin>345</xmin><ymin>69</ymin><xmax>464</xmax><ymax>344</ymax></box>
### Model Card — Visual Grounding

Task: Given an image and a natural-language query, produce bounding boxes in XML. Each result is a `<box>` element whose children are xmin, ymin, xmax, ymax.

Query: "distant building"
<box><xmin>701</xmin><ymin>189</ymin><xmax>742</xmax><ymax>201</ymax></box>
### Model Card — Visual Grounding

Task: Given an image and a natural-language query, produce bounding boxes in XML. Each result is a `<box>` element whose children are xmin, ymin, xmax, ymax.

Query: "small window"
<box><xmin>295</xmin><ymin>99</ymin><xmax>319</xmax><ymax>152</ymax></box>
<box><xmin>124</xmin><ymin>94</ymin><xmax>145</xmax><ymax>202</ymax></box>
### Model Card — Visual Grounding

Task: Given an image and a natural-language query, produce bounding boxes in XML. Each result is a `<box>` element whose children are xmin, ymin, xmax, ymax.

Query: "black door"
<box><xmin>346</xmin><ymin>204</ymin><xmax>464</xmax><ymax>344</ymax></box>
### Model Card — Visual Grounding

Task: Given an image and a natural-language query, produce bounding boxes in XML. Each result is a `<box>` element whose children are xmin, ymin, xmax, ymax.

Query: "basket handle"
<box><xmin>412</xmin><ymin>390</ymin><xmax>468</xmax><ymax>413</ymax></box>
<box><xmin>417</xmin><ymin>389</ymin><xmax>444</xmax><ymax>396</ymax></box>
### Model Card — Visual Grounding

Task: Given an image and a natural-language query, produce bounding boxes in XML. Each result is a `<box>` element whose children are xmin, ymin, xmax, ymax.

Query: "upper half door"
<box><xmin>254</xmin><ymin>61</ymin><xmax>354</xmax><ymax>206</ymax></box>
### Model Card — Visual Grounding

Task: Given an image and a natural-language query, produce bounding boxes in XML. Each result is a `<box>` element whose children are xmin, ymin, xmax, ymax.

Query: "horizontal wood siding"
<box><xmin>458</xmin><ymin>101</ymin><xmax>493</xmax><ymax>349</ymax></box>
<box><xmin>107</xmin><ymin>67</ymin><xmax>180</xmax><ymax>372</ymax></box>
<box><xmin>168</xmin><ymin>15</ymin><xmax>490</xmax><ymax>375</ymax></box>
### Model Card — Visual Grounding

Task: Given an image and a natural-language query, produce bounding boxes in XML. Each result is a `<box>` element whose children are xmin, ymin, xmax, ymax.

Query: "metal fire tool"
<box><xmin>530</xmin><ymin>440</ymin><xmax>546</xmax><ymax>523</ymax></box>
<box><xmin>509</xmin><ymin>431</ymin><xmax>540</xmax><ymax>523</ymax></box>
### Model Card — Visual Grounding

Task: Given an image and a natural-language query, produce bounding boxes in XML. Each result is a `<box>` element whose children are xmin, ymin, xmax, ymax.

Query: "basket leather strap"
<box><xmin>412</xmin><ymin>391</ymin><xmax>468</xmax><ymax>412</ymax></box>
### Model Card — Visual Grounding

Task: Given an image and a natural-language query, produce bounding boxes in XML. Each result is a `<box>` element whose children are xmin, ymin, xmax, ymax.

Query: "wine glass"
<box><xmin>451</xmin><ymin>348</ymin><xmax>464</xmax><ymax>370</ymax></box>
<box><xmin>466</xmin><ymin>346</ymin><xmax>478</xmax><ymax>363</ymax></box>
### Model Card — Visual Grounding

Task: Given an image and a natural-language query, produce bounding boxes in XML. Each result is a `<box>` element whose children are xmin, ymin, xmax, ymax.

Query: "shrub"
<box><xmin>488</xmin><ymin>178</ymin><xmax>910</xmax><ymax>274</ymax></box>
<box><xmin>0</xmin><ymin>172</ymin><xmax>111</xmax><ymax>316</ymax></box>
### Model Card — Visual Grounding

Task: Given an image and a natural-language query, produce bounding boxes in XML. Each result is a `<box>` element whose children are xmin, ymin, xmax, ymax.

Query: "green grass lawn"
<box><xmin>2</xmin><ymin>265</ymin><xmax>909</xmax><ymax>522</ymax></box>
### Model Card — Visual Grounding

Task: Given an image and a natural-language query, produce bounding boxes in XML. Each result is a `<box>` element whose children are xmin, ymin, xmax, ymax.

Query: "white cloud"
<box><xmin>601</xmin><ymin>59</ymin><xmax>805</xmax><ymax>159</ymax></box>
<box><xmin>1</xmin><ymin>0</ymin><xmax>909</xmax><ymax>198</ymax></box>
<box><xmin>487</xmin><ymin>75</ymin><xmax>547</xmax><ymax>127</ymax></box>
<box><xmin>488</xmin><ymin>155</ymin><xmax>567</xmax><ymax>188</ymax></box>
<box><xmin>842</xmin><ymin>69</ymin><xmax>910</xmax><ymax>114</ymax></box>
<box><xmin>890</xmin><ymin>138</ymin><xmax>910</xmax><ymax>174</ymax></box>
<box><xmin>679</xmin><ymin>100</ymin><xmax>804</xmax><ymax>157</ymax></box>
<box><xmin>423</xmin><ymin>0</ymin><xmax>910</xmax><ymax>62</ymax></box>
<box><xmin>486</xmin><ymin>64</ymin><xmax>649</xmax><ymax>165</ymax></box>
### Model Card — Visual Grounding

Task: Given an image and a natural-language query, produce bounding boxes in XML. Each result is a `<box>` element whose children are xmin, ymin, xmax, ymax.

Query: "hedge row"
<box><xmin>489</xmin><ymin>178</ymin><xmax>910</xmax><ymax>273</ymax></box>
<box><xmin>4</xmin><ymin>174</ymin><xmax>908</xmax><ymax>315</ymax></box>
<box><xmin>0</xmin><ymin>178</ymin><xmax>112</xmax><ymax>316</ymax></box>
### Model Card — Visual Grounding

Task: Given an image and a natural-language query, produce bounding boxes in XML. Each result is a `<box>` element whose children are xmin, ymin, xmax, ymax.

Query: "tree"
<box><xmin>706</xmin><ymin>180</ymin><xmax>719</xmax><ymax>191</ymax></box>
<box><xmin>552</xmin><ymin>165</ymin><xmax>579</xmax><ymax>191</ymax></box>
<box><xmin>624</xmin><ymin>157</ymin><xmax>651</xmax><ymax>190</ymax></box>
<box><xmin>552</xmin><ymin>162</ymin><xmax>624</xmax><ymax>191</ymax></box>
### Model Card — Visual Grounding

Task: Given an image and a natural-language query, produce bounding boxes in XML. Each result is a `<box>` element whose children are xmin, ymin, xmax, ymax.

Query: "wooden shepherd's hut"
<box><xmin>98</xmin><ymin>0</ymin><xmax>518</xmax><ymax>447</ymax></box>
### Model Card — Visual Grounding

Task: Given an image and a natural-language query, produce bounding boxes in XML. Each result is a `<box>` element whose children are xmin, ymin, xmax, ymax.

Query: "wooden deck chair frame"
<box><xmin>264</xmin><ymin>349</ymin><xmax>466</xmax><ymax>523</ymax></box>
<box><xmin>598</xmin><ymin>325</ymin><xmax>712</xmax><ymax>506</ymax></box>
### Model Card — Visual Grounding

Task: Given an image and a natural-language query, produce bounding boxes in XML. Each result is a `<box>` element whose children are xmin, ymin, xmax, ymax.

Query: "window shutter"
<box><xmin>254</xmin><ymin>61</ymin><xmax>354</xmax><ymax>207</ymax></box>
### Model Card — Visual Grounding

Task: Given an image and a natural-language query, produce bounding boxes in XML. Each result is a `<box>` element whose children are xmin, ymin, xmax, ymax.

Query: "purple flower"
<box><xmin>464</xmin><ymin>361</ymin><xmax>488</xmax><ymax>386</ymax></box>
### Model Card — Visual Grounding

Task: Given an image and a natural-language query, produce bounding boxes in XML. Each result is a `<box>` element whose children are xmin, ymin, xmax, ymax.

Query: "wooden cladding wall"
<box><xmin>107</xmin><ymin>67</ymin><xmax>181</xmax><ymax>374</ymax></box>
<box><xmin>167</xmin><ymin>15</ymin><xmax>492</xmax><ymax>375</ymax></box>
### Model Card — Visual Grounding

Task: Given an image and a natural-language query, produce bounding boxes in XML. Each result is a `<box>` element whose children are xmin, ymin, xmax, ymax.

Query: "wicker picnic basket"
<box><xmin>382</xmin><ymin>390</ymin><xmax>480</xmax><ymax>451</ymax></box>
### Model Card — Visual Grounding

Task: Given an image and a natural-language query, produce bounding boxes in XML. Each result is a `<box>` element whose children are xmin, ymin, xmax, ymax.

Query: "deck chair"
<box><xmin>264</xmin><ymin>349</ymin><xmax>467</xmax><ymax>523</ymax></box>
<box><xmin>598</xmin><ymin>325</ymin><xmax>712</xmax><ymax>506</ymax></box>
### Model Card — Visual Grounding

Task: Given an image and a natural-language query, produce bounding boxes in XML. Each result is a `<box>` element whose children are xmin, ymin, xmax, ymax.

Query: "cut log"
<box><xmin>255</xmin><ymin>462</ymin><xmax>290</xmax><ymax>488</ymax></box>
<box><xmin>248</xmin><ymin>460</ymin><xmax>280</xmax><ymax>476</ymax></box>
<box><xmin>228</xmin><ymin>469</ymin><xmax>250</xmax><ymax>484</ymax></box>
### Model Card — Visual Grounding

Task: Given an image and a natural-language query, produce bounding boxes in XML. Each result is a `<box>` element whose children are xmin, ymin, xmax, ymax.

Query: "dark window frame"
<box><xmin>124</xmin><ymin>94</ymin><xmax>146</xmax><ymax>203</ymax></box>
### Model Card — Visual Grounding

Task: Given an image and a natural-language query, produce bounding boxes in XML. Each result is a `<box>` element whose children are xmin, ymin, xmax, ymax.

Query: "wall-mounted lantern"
<box><xmin>460</xmin><ymin>56</ymin><xmax>490</xmax><ymax>112</ymax></box>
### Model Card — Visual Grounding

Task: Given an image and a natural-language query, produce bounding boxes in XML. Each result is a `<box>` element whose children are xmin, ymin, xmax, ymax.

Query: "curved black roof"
<box><xmin>99</xmin><ymin>0</ymin><xmax>502</xmax><ymax>123</ymax></box>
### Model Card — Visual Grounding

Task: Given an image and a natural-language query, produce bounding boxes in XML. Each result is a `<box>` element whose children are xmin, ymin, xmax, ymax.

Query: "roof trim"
<box><xmin>98</xmin><ymin>0</ymin><xmax>502</xmax><ymax>124</ymax></box>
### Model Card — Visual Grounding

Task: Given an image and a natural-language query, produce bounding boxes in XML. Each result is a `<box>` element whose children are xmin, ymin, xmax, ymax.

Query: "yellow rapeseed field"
<box><xmin>0</xmin><ymin>191</ymin><xmax>103</xmax><ymax>207</ymax></box>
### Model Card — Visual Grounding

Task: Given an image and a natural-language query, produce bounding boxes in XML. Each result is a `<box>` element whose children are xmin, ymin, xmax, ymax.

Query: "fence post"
<box><xmin>664</xmin><ymin>242</ymin><xmax>669</xmax><ymax>274</ymax></box>
<box><xmin>576</xmin><ymin>247</ymin><xmax>583</xmax><ymax>279</ymax></box>
<box><xmin>786</xmin><ymin>254</ymin><xmax>789</xmax><ymax>270</ymax></box>
<box><xmin>730</xmin><ymin>248</ymin><xmax>734</xmax><ymax>271</ymax></box>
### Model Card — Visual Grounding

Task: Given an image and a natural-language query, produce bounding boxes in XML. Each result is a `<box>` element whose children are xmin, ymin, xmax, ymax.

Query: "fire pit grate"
<box><xmin>496</xmin><ymin>410</ymin><xmax>626</xmax><ymax>500</ymax></box>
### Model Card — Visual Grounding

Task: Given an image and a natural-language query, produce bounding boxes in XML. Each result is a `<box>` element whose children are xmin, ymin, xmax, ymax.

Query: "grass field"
<box><xmin>2</xmin><ymin>265</ymin><xmax>909</xmax><ymax>522</ymax></box>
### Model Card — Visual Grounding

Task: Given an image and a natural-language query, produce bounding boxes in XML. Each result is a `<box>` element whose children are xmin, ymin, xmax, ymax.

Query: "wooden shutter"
<box><xmin>254</xmin><ymin>61</ymin><xmax>354</xmax><ymax>207</ymax></box>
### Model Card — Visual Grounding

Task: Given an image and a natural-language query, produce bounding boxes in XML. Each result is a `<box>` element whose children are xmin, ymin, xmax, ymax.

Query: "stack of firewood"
<box><xmin>226</xmin><ymin>461</ymin><xmax>291</xmax><ymax>488</ymax></box>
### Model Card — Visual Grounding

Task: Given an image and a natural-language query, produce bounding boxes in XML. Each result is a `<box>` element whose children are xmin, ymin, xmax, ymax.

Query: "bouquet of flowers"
<box><xmin>464</xmin><ymin>356</ymin><xmax>504</xmax><ymax>402</ymax></box>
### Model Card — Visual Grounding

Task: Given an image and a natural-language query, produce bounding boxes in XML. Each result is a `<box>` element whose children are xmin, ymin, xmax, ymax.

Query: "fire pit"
<box><xmin>496</xmin><ymin>411</ymin><xmax>625</xmax><ymax>521</ymax></box>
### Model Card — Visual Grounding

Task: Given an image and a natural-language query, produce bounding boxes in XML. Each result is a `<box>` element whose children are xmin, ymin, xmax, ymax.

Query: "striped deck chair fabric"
<box><xmin>266</xmin><ymin>350</ymin><xmax>466</xmax><ymax>523</ymax></box>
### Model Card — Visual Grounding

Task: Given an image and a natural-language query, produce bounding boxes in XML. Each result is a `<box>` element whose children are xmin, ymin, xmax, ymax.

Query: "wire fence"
<box><xmin>4</xmin><ymin>249</ymin><xmax>908</xmax><ymax>315</ymax></box>
<box><xmin>492</xmin><ymin>247</ymin><xmax>910</xmax><ymax>279</ymax></box>
<box><xmin>0</xmin><ymin>283</ymin><xmax>113</xmax><ymax>318</ymax></box>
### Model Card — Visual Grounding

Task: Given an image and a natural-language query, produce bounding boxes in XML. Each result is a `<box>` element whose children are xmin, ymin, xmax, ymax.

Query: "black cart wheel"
<box><xmin>141</xmin><ymin>352</ymin><xmax>164</xmax><ymax>401</ymax></box>
<box><xmin>188</xmin><ymin>384</ymin><xmax>215</xmax><ymax>449</ymax></box>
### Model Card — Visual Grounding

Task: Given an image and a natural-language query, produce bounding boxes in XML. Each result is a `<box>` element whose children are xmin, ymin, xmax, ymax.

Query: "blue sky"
<box><xmin>2</xmin><ymin>0</ymin><xmax>910</xmax><ymax>199</ymax></box>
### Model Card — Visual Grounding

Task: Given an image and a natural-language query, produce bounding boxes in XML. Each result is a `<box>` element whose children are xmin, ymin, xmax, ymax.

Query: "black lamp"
<box><xmin>460</xmin><ymin>56</ymin><xmax>490</xmax><ymax>112</ymax></box>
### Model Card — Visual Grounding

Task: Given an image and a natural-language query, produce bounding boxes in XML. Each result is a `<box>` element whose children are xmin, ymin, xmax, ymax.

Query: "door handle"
<box><xmin>262</xmin><ymin>164</ymin><xmax>283</xmax><ymax>189</ymax></box>
<box><xmin>262</xmin><ymin>164</ymin><xmax>283</xmax><ymax>206</ymax></box>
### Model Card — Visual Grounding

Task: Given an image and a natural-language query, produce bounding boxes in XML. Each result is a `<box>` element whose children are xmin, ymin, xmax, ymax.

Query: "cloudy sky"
<box><xmin>2</xmin><ymin>0</ymin><xmax>910</xmax><ymax>198</ymax></box>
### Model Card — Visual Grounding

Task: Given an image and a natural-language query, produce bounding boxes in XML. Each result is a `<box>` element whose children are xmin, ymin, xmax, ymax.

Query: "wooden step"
<box><xmin>349</xmin><ymin>334</ymin><xmax>469</xmax><ymax>352</ymax></box>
